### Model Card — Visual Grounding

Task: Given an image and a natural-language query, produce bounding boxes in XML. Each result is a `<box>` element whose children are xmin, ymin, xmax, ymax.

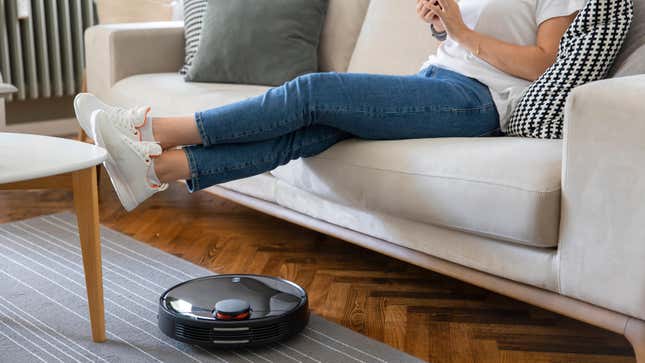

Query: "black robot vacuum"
<box><xmin>158</xmin><ymin>274</ymin><xmax>309</xmax><ymax>348</ymax></box>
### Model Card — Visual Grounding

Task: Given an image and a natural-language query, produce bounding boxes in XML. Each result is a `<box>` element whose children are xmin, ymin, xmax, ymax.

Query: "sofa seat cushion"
<box><xmin>108</xmin><ymin>73</ymin><xmax>271</xmax><ymax>115</ymax></box>
<box><xmin>272</xmin><ymin>137</ymin><xmax>563</xmax><ymax>248</ymax></box>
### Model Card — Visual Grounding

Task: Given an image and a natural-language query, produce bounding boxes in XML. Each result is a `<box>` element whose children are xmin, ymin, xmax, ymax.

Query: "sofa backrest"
<box><xmin>347</xmin><ymin>0</ymin><xmax>440</xmax><ymax>75</ymax></box>
<box><xmin>611</xmin><ymin>0</ymin><xmax>645</xmax><ymax>77</ymax></box>
<box><xmin>318</xmin><ymin>0</ymin><xmax>371</xmax><ymax>73</ymax></box>
<box><xmin>321</xmin><ymin>1</ymin><xmax>645</xmax><ymax>78</ymax></box>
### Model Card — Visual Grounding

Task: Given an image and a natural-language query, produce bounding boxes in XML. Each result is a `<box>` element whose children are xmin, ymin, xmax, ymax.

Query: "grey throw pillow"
<box><xmin>611</xmin><ymin>0</ymin><xmax>645</xmax><ymax>77</ymax></box>
<box><xmin>185</xmin><ymin>0</ymin><xmax>328</xmax><ymax>86</ymax></box>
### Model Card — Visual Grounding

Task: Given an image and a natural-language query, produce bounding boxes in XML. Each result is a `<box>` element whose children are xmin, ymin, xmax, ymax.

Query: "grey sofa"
<box><xmin>85</xmin><ymin>0</ymin><xmax>645</xmax><ymax>359</ymax></box>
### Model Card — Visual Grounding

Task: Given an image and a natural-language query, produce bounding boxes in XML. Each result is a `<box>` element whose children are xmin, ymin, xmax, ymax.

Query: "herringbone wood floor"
<box><xmin>0</xmin><ymin>168</ymin><xmax>636</xmax><ymax>363</ymax></box>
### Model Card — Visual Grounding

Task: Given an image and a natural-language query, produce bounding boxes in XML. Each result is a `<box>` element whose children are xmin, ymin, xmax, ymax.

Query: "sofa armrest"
<box><xmin>85</xmin><ymin>21</ymin><xmax>184</xmax><ymax>100</ymax></box>
<box><xmin>559</xmin><ymin>75</ymin><xmax>645</xmax><ymax>320</ymax></box>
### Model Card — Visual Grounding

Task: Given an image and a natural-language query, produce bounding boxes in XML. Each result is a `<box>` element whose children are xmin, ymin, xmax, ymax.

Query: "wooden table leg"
<box><xmin>78</xmin><ymin>128</ymin><xmax>88</xmax><ymax>142</ymax></box>
<box><xmin>72</xmin><ymin>167</ymin><xmax>106</xmax><ymax>342</ymax></box>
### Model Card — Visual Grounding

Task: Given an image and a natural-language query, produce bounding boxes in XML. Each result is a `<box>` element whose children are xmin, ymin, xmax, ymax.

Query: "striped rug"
<box><xmin>0</xmin><ymin>212</ymin><xmax>423</xmax><ymax>363</ymax></box>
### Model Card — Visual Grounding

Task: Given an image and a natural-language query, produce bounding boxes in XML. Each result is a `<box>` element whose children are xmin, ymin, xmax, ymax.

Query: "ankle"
<box><xmin>153</xmin><ymin>156</ymin><xmax>170</xmax><ymax>183</ymax></box>
<box><xmin>150</xmin><ymin>117</ymin><xmax>168</xmax><ymax>149</ymax></box>
<box><xmin>154</xmin><ymin>149</ymin><xmax>191</xmax><ymax>183</ymax></box>
<box><xmin>151</xmin><ymin>116</ymin><xmax>203</xmax><ymax>149</ymax></box>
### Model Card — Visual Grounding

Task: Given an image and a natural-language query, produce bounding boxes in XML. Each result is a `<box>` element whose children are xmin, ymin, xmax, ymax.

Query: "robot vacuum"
<box><xmin>158</xmin><ymin>274</ymin><xmax>309</xmax><ymax>348</ymax></box>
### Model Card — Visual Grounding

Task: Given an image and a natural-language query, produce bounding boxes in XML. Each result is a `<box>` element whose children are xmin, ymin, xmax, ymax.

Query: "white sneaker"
<box><xmin>74</xmin><ymin>93</ymin><xmax>151</xmax><ymax>141</ymax></box>
<box><xmin>93</xmin><ymin>109</ymin><xmax>168</xmax><ymax>211</ymax></box>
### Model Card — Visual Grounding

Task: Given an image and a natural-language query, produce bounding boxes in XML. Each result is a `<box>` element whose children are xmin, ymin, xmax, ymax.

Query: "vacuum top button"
<box><xmin>214</xmin><ymin>299</ymin><xmax>251</xmax><ymax>320</ymax></box>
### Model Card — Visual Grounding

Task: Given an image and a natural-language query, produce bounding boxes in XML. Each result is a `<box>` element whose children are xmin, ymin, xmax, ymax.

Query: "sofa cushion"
<box><xmin>109</xmin><ymin>73</ymin><xmax>562</xmax><ymax>247</ymax></box>
<box><xmin>319</xmin><ymin>0</ymin><xmax>370</xmax><ymax>72</ymax></box>
<box><xmin>271</xmin><ymin>137</ymin><xmax>563</xmax><ymax>248</ymax></box>
<box><xmin>347</xmin><ymin>0</ymin><xmax>440</xmax><ymax>75</ymax></box>
<box><xmin>107</xmin><ymin>73</ymin><xmax>270</xmax><ymax>115</ymax></box>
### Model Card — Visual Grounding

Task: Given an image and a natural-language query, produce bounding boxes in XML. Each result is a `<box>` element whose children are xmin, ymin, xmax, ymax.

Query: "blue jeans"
<box><xmin>184</xmin><ymin>66</ymin><xmax>499</xmax><ymax>191</ymax></box>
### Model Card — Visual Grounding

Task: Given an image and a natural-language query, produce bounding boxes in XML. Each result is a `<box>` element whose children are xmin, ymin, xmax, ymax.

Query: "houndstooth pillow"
<box><xmin>507</xmin><ymin>0</ymin><xmax>634</xmax><ymax>139</ymax></box>
<box><xmin>180</xmin><ymin>0</ymin><xmax>208</xmax><ymax>76</ymax></box>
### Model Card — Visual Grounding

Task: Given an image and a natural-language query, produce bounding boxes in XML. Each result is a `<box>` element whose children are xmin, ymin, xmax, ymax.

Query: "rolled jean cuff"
<box><xmin>183</xmin><ymin>147</ymin><xmax>202</xmax><ymax>193</ymax></box>
<box><xmin>194</xmin><ymin>112</ymin><xmax>212</xmax><ymax>147</ymax></box>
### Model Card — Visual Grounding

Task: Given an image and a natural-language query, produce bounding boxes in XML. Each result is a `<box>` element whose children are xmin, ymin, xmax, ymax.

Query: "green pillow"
<box><xmin>185</xmin><ymin>0</ymin><xmax>328</xmax><ymax>86</ymax></box>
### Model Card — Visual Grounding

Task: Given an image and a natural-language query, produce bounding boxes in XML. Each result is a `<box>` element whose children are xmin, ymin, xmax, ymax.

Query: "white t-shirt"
<box><xmin>422</xmin><ymin>0</ymin><xmax>586</xmax><ymax>131</ymax></box>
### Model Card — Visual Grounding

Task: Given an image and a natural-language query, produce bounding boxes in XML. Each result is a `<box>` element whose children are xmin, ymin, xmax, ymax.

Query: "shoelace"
<box><xmin>108</xmin><ymin>107</ymin><xmax>146</xmax><ymax>138</ymax></box>
<box><xmin>124</xmin><ymin>139</ymin><xmax>169</xmax><ymax>191</ymax></box>
<box><xmin>124</xmin><ymin>138</ymin><xmax>155</xmax><ymax>161</ymax></box>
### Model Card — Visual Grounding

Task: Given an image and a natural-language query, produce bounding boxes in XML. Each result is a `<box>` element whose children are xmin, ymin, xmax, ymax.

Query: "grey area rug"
<box><xmin>0</xmin><ymin>212</ymin><xmax>423</xmax><ymax>363</ymax></box>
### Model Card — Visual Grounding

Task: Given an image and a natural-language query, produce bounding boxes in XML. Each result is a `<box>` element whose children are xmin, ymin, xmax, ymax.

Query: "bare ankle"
<box><xmin>151</xmin><ymin>116</ymin><xmax>202</xmax><ymax>149</ymax></box>
<box><xmin>154</xmin><ymin>148</ymin><xmax>191</xmax><ymax>182</ymax></box>
<box><xmin>151</xmin><ymin>118</ymin><xmax>169</xmax><ymax>149</ymax></box>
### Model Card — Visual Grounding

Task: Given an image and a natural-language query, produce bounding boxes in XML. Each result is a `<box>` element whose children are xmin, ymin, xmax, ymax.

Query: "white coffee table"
<box><xmin>0</xmin><ymin>133</ymin><xmax>108</xmax><ymax>342</ymax></box>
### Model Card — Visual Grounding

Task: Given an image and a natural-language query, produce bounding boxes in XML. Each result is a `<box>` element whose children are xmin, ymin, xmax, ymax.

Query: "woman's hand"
<box><xmin>425</xmin><ymin>0</ymin><xmax>470</xmax><ymax>42</ymax></box>
<box><xmin>416</xmin><ymin>0</ymin><xmax>445</xmax><ymax>33</ymax></box>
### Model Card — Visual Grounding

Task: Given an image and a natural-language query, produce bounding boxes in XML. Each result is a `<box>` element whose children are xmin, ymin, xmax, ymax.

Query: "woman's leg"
<box><xmin>151</xmin><ymin>67</ymin><xmax>500</xmax><ymax>191</ymax></box>
<box><xmin>153</xmin><ymin>148</ymin><xmax>191</xmax><ymax>182</ymax></box>
<box><xmin>152</xmin><ymin>116</ymin><xmax>201</xmax><ymax>150</ymax></box>
<box><xmin>154</xmin><ymin>125</ymin><xmax>350</xmax><ymax>192</ymax></box>
<box><xmin>97</xmin><ymin>67</ymin><xmax>500</xmax><ymax>210</ymax></box>
<box><xmin>152</xmin><ymin>68</ymin><xmax>499</xmax><ymax>149</ymax></box>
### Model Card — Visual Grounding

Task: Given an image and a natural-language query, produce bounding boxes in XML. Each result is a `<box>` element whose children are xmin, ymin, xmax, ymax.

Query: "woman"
<box><xmin>76</xmin><ymin>0</ymin><xmax>583</xmax><ymax>211</ymax></box>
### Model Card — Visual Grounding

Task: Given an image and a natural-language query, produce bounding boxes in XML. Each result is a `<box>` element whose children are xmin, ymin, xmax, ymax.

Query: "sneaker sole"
<box><xmin>93</xmin><ymin>113</ymin><xmax>140</xmax><ymax>212</ymax></box>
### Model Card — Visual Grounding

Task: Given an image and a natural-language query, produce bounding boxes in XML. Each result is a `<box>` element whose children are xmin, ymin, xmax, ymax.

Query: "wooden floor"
<box><xmin>0</xmin><ymin>168</ymin><xmax>636</xmax><ymax>363</ymax></box>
